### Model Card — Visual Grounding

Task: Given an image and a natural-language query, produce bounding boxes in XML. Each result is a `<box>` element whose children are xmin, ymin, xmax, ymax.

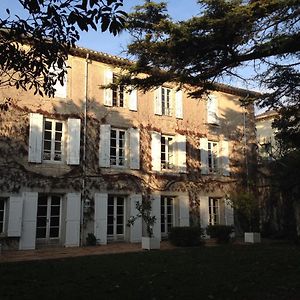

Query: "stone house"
<box><xmin>0</xmin><ymin>47</ymin><xmax>256</xmax><ymax>250</ymax></box>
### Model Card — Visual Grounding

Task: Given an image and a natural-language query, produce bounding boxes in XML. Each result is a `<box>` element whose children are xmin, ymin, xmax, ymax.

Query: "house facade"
<box><xmin>0</xmin><ymin>47</ymin><xmax>256</xmax><ymax>250</ymax></box>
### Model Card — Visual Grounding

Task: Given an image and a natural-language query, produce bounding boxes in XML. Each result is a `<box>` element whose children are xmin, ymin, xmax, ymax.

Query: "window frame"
<box><xmin>208</xmin><ymin>141</ymin><xmax>219</xmax><ymax>174</ymax></box>
<box><xmin>161</xmin><ymin>135</ymin><xmax>175</xmax><ymax>170</ymax></box>
<box><xmin>42</xmin><ymin>118</ymin><xmax>65</xmax><ymax>163</ymax></box>
<box><xmin>110</xmin><ymin>128</ymin><xmax>127</xmax><ymax>167</ymax></box>
<box><xmin>161</xmin><ymin>87</ymin><xmax>172</xmax><ymax>116</ymax></box>
<box><xmin>0</xmin><ymin>197</ymin><xmax>7</xmax><ymax>234</ymax></box>
<box><xmin>208</xmin><ymin>197</ymin><xmax>220</xmax><ymax>226</ymax></box>
<box><xmin>112</xmin><ymin>74</ymin><xmax>125</xmax><ymax>107</ymax></box>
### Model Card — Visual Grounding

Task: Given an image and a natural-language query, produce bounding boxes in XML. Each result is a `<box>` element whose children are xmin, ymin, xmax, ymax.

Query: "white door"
<box><xmin>161</xmin><ymin>196</ymin><xmax>174</xmax><ymax>237</ymax></box>
<box><xmin>36</xmin><ymin>195</ymin><xmax>61</xmax><ymax>245</ymax></box>
<box><xmin>107</xmin><ymin>195</ymin><xmax>125</xmax><ymax>241</ymax></box>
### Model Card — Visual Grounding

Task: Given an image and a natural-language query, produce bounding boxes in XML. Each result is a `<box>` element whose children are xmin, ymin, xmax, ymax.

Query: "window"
<box><xmin>161</xmin><ymin>196</ymin><xmax>175</xmax><ymax>236</ymax></box>
<box><xmin>161</xmin><ymin>87</ymin><xmax>172</xmax><ymax>116</ymax></box>
<box><xmin>0</xmin><ymin>198</ymin><xmax>7</xmax><ymax>234</ymax></box>
<box><xmin>110</xmin><ymin>128</ymin><xmax>126</xmax><ymax>167</ymax></box>
<box><xmin>161</xmin><ymin>135</ymin><xmax>175</xmax><ymax>170</ymax></box>
<box><xmin>107</xmin><ymin>195</ymin><xmax>125</xmax><ymax>241</ymax></box>
<box><xmin>112</xmin><ymin>74</ymin><xmax>124</xmax><ymax>107</ymax></box>
<box><xmin>36</xmin><ymin>194</ymin><xmax>61</xmax><ymax>240</ymax></box>
<box><xmin>207</xmin><ymin>95</ymin><xmax>219</xmax><ymax>124</ymax></box>
<box><xmin>208</xmin><ymin>141</ymin><xmax>219</xmax><ymax>173</ymax></box>
<box><xmin>43</xmin><ymin>119</ymin><xmax>64</xmax><ymax>162</ymax></box>
<box><xmin>209</xmin><ymin>198</ymin><xmax>220</xmax><ymax>225</ymax></box>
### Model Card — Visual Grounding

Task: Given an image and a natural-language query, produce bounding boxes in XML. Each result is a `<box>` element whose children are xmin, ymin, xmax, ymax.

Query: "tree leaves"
<box><xmin>0</xmin><ymin>0</ymin><xmax>127</xmax><ymax>97</ymax></box>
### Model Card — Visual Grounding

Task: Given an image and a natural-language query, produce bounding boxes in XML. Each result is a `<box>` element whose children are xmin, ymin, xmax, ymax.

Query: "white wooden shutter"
<box><xmin>129</xmin><ymin>128</ymin><xmax>140</xmax><ymax>170</ymax></box>
<box><xmin>200</xmin><ymin>137</ymin><xmax>208</xmax><ymax>175</ymax></box>
<box><xmin>99</xmin><ymin>124</ymin><xmax>111</xmax><ymax>167</ymax></box>
<box><xmin>154</xmin><ymin>87</ymin><xmax>162</xmax><ymax>115</ymax></box>
<box><xmin>65</xmin><ymin>193</ymin><xmax>81</xmax><ymax>247</ymax></box>
<box><xmin>151</xmin><ymin>194</ymin><xmax>161</xmax><ymax>241</ymax></box>
<box><xmin>199</xmin><ymin>196</ymin><xmax>209</xmax><ymax>230</ymax></box>
<box><xmin>220</xmin><ymin>140</ymin><xmax>230</xmax><ymax>176</ymax></box>
<box><xmin>28</xmin><ymin>113</ymin><xmax>43</xmax><ymax>163</ymax></box>
<box><xmin>130</xmin><ymin>194</ymin><xmax>142</xmax><ymax>242</ymax></box>
<box><xmin>67</xmin><ymin>118</ymin><xmax>81</xmax><ymax>165</ymax></box>
<box><xmin>176</xmin><ymin>134</ymin><xmax>187</xmax><ymax>173</ymax></box>
<box><xmin>19</xmin><ymin>192</ymin><xmax>38</xmax><ymax>250</ymax></box>
<box><xmin>175</xmin><ymin>90</ymin><xmax>183</xmax><ymax>119</ymax></box>
<box><xmin>151</xmin><ymin>131</ymin><xmax>161</xmax><ymax>171</ymax></box>
<box><xmin>104</xmin><ymin>69</ymin><xmax>113</xmax><ymax>106</ymax></box>
<box><xmin>54</xmin><ymin>71</ymin><xmax>67</xmax><ymax>98</ymax></box>
<box><xmin>7</xmin><ymin>196</ymin><xmax>23</xmax><ymax>237</ymax></box>
<box><xmin>179</xmin><ymin>194</ymin><xmax>190</xmax><ymax>226</ymax></box>
<box><xmin>94</xmin><ymin>193</ymin><xmax>108</xmax><ymax>245</ymax></box>
<box><xmin>207</xmin><ymin>95</ymin><xmax>219</xmax><ymax>124</ymax></box>
<box><xmin>129</xmin><ymin>89</ymin><xmax>138</xmax><ymax>111</ymax></box>
<box><xmin>225</xmin><ymin>199</ymin><xmax>234</xmax><ymax>226</ymax></box>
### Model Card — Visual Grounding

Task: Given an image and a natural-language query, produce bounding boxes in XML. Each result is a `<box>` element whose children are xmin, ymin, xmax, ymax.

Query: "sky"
<box><xmin>80</xmin><ymin>1</ymin><xmax>201</xmax><ymax>55</ymax></box>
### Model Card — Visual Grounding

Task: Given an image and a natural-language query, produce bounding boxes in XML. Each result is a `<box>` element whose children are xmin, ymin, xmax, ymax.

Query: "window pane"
<box><xmin>55</xmin><ymin>122</ymin><xmax>62</xmax><ymax>132</ymax></box>
<box><xmin>38</xmin><ymin>195</ymin><xmax>48</xmax><ymax>206</ymax></box>
<box><xmin>117</xmin><ymin>225</ymin><xmax>123</xmax><ymax>234</ymax></box>
<box><xmin>50</xmin><ymin>227</ymin><xmax>59</xmax><ymax>238</ymax></box>
<box><xmin>44</xmin><ymin>131</ymin><xmax>51</xmax><ymax>140</ymax></box>
<box><xmin>45</xmin><ymin>121</ymin><xmax>52</xmax><ymax>130</ymax></box>
<box><xmin>50</xmin><ymin>216</ymin><xmax>60</xmax><ymax>227</ymax></box>
<box><xmin>37</xmin><ymin>217</ymin><xmax>47</xmax><ymax>227</ymax></box>
<box><xmin>43</xmin><ymin>141</ymin><xmax>51</xmax><ymax>151</ymax></box>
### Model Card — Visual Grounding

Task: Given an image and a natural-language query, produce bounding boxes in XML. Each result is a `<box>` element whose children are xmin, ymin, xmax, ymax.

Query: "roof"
<box><xmin>70</xmin><ymin>45</ymin><xmax>261</xmax><ymax>98</ymax></box>
<box><xmin>255</xmin><ymin>110</ymin><xmax>279</xmax><ymax>121</ymax></box>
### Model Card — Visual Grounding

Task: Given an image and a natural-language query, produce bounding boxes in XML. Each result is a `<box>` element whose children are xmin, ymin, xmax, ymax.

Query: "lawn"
<box><xmin>1</xmin><ymin>244</ymin><xmax>300</xmax><ymax>300</ymax></box>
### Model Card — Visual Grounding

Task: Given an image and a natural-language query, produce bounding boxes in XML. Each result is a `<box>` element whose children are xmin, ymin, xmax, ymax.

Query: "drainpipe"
<box><xmin>81</xmin><ymin>53</ymin><xmax>89</xmax><ymax>246</ymax></box>
<box><xmin>243</xmin><ymin>94</ymin><xmax>250</xmax><ymax>192</ymax></box>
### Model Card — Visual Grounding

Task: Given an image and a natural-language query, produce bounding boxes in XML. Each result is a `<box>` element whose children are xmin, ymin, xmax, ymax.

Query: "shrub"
<box><xmin>86</xmin><ymin>233</ymin><xmax>97</xmax><ymax>246</ymax></box>
<box><xmin>168</xmin><ymin>227</ymin><xmax>204</xmax><ymax>247</ymax></box>
<box><xmin>206</xmin><ymin>225</ymin><xmax>234</xmax><ymax>243</ymax></box>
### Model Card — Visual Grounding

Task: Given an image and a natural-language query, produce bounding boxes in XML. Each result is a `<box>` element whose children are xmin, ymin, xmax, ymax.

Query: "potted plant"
<box><xmin>127</xmin><ymin>195</ymin><xmax>159</xmax><ymax>250</ymax></box>
<box><xmin>229</xmin><ymin>191</ymin><xmax>261</xmax><ymax>243</ymax></box>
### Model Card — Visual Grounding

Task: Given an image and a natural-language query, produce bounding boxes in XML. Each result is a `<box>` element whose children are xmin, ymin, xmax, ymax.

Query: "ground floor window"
<box><xmin>161</xmin><ymin>196</ymin><xmax>175</xmax><ymax>236</ymax></box>
<box><xmin>208</xmin><ymin>197</ymin><xmax>220</xmax><ymax>225</ymax></box>
<box><xmin>36</xmin><ymin>194</ymin><xmax>62</xmax><ymax>240</ymax></box>
<box><xmin>107</xmin><ymin>195</ymin><xmax>126</xmax><ymax>241</ymax></box>
<box><xmin>0</xmin><ymin>197</ymin><xmax>7</xmax><ymax>234</ymax></box>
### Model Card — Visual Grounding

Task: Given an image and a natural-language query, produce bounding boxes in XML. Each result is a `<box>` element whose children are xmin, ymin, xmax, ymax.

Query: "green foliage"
<box><xmin>168</xmin><ymin>226</ymin><xmax>204</xmax><ymax>247</ymax></box>
<box><xmin>127</xmin><ymin>195</ymin><xmax>156</xmax><ymax>238</ymax></box>
<box><xmin>122</xmin><ymin>0</ymin><xmax>300</xmax><ymax>116</ymax></box>
<box><xmin>0</xmin><ymin>0</ymin><xmax>126</xmax><ymax>97</ymax></box>
<box><xmin>229</xmin><ymin>191</ymin><xmax>260</xmax><ymax>232</ymax></box>
<box><xmin>206</xmin><ymin>225</ymin><xmax>233</xmax><ymax>243</ymax></box>
<box><xmin>86</xmin><ymin>233</ymin><xmax>97</xmax><ymax>246</ymax></box>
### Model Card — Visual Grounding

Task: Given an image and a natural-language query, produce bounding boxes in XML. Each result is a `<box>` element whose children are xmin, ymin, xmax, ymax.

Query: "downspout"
<box><xmin>243</xmin><ymin>94</ymin><xmax>250</xmax><ymax>192</ymax></box>
<box><xmin>81</xmin><ymin>53</ymin><xmax>89</xmax><ymax>246</ymax></box>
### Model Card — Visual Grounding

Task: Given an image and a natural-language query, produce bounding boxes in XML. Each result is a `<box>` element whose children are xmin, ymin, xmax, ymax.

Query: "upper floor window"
<box><xmin>151</xmin><ymin>132</ymin><xmax>186</xmax><ymax>173</ymax></box>
<box><xmin>208</xmin><ymin>141</ymin><xmax>219</xmax><ymax>173</ymax></box>
<box><xmin>110</xmin><ymin>128</ymin><xmax>126</xmax><ymax>167</ymax></box>
<box><xmin>112</xmin><ymin>74</ymin><xmax>124</xmax><ymax>107</ymax></box>
<box><xmin>28</xmin><ymin>113</ymin><xmax>81</xmax><ymax>165</ymax></box>
<box><xmin>99</xmin><ymin>124</ymin><xmax>140</xmax><ymax>170</ymax></box>
<box><xmin>161</xmin><ymin>87</ymin><xmax>172</xmax><ymax>116</ymax></box>
<box><xmin>161</xmin><ymin>135</ymin><xmax>175</xmax><ymax>170</ymax></box>
<box><xmin>209</xmin><ymin>197</ymin><xmax>220</xmax><ymax>225</ymax></box>
<box><xmin>154</xmin><ymin>87</ymin><xmax>183</xmax><ymax>119</ymax></box>
<box><xmin>207</xmin><ymin>95</ymin><xmax>219</xmax><ymax>125</ymax></box>
<box><xmin>103</xmin><ymin>70</ymin><xmax>138</xmax><ymax>111</ymax></box>
<box><xmin>0</xmin><ymin>197</ymin><xmax>6</xmax><ymax>234</ymax></box>
<box><xmin>43</xmin><ymin>119</ymin><xmax>64</xmax><ymax>162</ymax></box>
<box><xmin>200</xmin><ymin>138</ymin><xmax>229</xmax><ymax>176</ymax></box>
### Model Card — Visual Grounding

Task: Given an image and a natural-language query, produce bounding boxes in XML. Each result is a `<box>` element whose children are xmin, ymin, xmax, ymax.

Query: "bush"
<box><xmin>86</xmin><ymin>233</ymin><xmax>97</xmax><ymax>246</ymax></box>
<box><xmin>206</xmin><ymin>225</ymin><xmax>234</xmax><ymax>243</ymax></box>
<box><xmin>168</xmin><ymin>227</ymin><xmax>204</xmax><ymax>247</ymax></box>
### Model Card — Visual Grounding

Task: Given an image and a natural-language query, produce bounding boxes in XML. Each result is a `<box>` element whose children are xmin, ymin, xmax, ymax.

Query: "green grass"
<box><xmin>1</xmin><ymin>244</ymin><xmax>300</xmax><ymax>300</ymax></box>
